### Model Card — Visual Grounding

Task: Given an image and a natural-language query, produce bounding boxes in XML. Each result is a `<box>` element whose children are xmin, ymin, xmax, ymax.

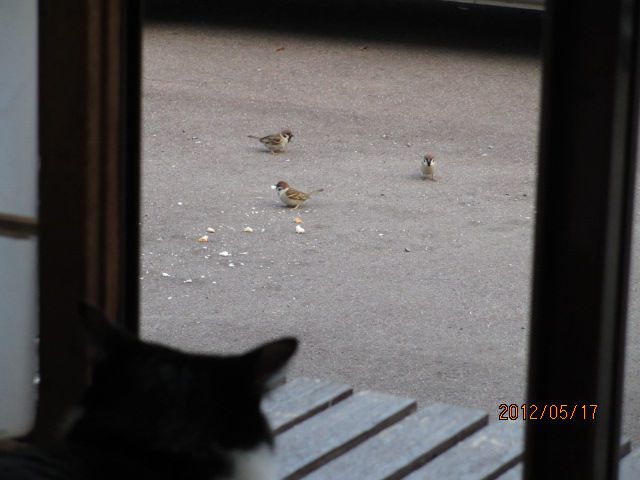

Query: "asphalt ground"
<box><xmin>141</xmin><ymin>1</ymin><xmax>640</xmax><ymax>443</ymax></box>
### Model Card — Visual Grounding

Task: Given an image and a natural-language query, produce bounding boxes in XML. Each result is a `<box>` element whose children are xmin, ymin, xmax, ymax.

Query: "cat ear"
<box><xmin>78</xmin><ymin>302</ymin><xmax>132</xmax><ymax>361</ymax></box>
<box><xmin>245</xmin><ymin>337</ymin><xmax>298</xmax><ymax>392</ymax></box>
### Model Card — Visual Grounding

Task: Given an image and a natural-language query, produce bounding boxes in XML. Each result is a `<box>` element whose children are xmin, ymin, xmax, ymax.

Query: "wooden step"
<box><xmin>497</xmin><ymin>436</ymin><xmax>633</xmax><ymax>479</ymax></box>
<box><xmin>620</xmin><ymin>448</ymin><xmax>640</xmax><ymax>479</ymax></box>
<box><xmin>495</xmin><ymin>464</ymin><xmax>522</xmax><ymax>480</ymax></box>
<box><xmin>275</xmin><ymin>390</ymin><xmax>416</xmax><ymax>480</ymax></box>
<box><xmin>304</xmin><ymin>403</ymin><xmax>488</xmax><ymax>480</ymax></box>
<box><xmin>262</xmin><ymin>377</ymin><xmax>352</xmax><ymax>434</ymax></box>
<box><xmin>404</xmin><ymin>421</ymin><xmax>525</xmax><ymax>480</ymax></box>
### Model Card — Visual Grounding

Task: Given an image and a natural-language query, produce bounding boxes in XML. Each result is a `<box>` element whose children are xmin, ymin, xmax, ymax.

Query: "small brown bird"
<box><xmin>248</xmin><ymin>129</ymin><xmax>293</xmax><ymax>153</ymax></box>
<box><xmin>421</xmin><ymin>153</ymin><xmax>437</xmax><ymax>181</ymax></box>
<box><xmin>273</xmin><ymin>181</ymin><xmax>324</xmax><ymax>208</ymax></box>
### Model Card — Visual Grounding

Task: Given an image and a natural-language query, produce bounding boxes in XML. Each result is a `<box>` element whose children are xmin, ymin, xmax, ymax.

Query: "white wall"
<box><xmin>0</xmin><ymin>0</ymin><xmax>39</xmax><ymax>438</ymax></box>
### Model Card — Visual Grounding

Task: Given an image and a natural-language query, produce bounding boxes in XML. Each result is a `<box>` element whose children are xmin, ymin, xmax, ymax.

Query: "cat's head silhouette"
<box><xmin>64</xmin><ymin>304</ymin><xmax>298</xmax><ymax>479</ymax></box>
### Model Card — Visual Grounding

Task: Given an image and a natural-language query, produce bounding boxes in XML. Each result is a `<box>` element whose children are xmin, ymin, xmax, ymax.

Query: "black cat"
<box><xmin>0</xmin><ymin>306</ymin><xmax>297</xmax><ymax>480</ymax></box>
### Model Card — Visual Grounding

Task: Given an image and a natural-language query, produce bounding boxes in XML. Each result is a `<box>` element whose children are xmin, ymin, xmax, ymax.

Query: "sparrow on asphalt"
<box><xmin>421</xmin><ymin>153</ymin><xmax>437</xmax><ymax>181</ymax></box>
<box><xmin>273</xmin><ymin>181</ymin><xmax>324</xmax><ymax>208</ymax></box>
<box><xmin>248</xmin><ymin>129</ymin><xmax>293</xmax><ymax>153</ymax></box>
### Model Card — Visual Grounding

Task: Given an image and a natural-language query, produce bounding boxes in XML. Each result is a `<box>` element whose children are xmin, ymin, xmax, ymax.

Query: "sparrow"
<box><xmin>248</xmin><ymin>129</ymin><xmax>293</xmax><ymax>153</ymax></box>
<box><xmin>273</xmin><ymin>181</ymin><xmax>324</xmax><ymax>208</ymax></box>
<box><xmin>421</xmin><ymin>153</ymin><xmax>437</xmax><ymax>181</ymax></box>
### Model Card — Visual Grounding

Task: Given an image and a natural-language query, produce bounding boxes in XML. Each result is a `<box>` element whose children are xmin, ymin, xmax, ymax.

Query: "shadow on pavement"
<box><xmin>144</xmin><ymin>0</ymin><xmax>542</xmax><ymax>56</ymax></box>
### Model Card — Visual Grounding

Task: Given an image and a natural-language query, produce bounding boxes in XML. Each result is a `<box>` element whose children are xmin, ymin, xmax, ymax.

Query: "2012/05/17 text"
<box><xmin>498</xmin><ymin>404</ymin><xmax>598</xmax><ymax>421</ymax></box>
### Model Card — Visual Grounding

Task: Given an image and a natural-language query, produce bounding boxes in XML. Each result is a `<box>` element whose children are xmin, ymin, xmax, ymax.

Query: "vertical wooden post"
<box><xmin>525</xmin><ymin>1</ymin><xmax>640</xmax><ymax>478</ymax></box>
<box><xmin>35</xmin><ymin>0</ymin><xmax>140</xmax><ymax>443</ymax></box>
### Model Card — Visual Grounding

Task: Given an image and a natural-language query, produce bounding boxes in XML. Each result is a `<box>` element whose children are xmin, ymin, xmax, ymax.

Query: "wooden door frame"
<box><xmin>525</xmin><ymin>1</ymin><xmax>640</xmax><ymax>478</ymax></box>
<box><xmin>35</xmin><ymin>0</ymin><xmax>141</xmax><ymax>443</ymax></box>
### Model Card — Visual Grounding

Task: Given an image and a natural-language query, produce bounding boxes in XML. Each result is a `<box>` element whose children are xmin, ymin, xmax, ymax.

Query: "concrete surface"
<box><xmin>140</xmin><ymin>2</ymin><xmax>639</xmax><ymax>444</ymax></box>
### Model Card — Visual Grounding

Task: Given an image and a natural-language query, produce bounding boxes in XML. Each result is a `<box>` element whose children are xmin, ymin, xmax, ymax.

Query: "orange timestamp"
<box><xmin>498</xmin><ymin>403</ymin><xmax>598</xmax><ymax>421</ymax></box>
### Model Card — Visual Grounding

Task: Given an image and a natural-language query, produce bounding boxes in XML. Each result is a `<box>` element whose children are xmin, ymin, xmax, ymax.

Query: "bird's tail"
<box><xmin>247</xmin><ymin>135</ymin><xmax>261</xmax><ymax>139</ymax></box>
<box><xmin>308</xmin><ymin>188</ymin><xmax>325</xmax><ymax>196</ymax></box>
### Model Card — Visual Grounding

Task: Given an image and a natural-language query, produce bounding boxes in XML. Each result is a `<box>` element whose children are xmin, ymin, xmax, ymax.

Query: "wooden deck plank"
<box><xmin>262</xmin><ymin>377</ymin><xmax>352</xmax><ymax>434</ymax></box>
<box><xmin>620</xmin><ymin>448</ymin><xmax>640</xmax><ymax>480</ymax></box>
<box><xmin>498</xmin><ymin>437</ymin><xmax>633</xmax><ymax>480</ymax></box>
<box><xmin>404</xmin><ymin>421</ymin><xmax>525</xmax><ymax>480</ymax></box>
<box><xmin>495</xmin><ymin>464</ymin><xmax>522</xmax><ymax>480</ymax></box>
<box><xmin>276</xmin><ymin>391</ymin><xmax>416</xmax><ymax>480</ymax></box>
<box><xmin>304</xmin><ymin>403</ymin><xmax>488</xmax><ymax>480</ymax></box>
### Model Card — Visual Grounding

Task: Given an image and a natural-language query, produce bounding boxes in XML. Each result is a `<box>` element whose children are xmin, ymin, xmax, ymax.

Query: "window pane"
<box><xmin>0</xmin><ymin>0</ymin><xmax>38</xmax><ymax>438</ymax></box>
<box><xmin>0</xmin><ymin>0</ymin><xmax>38</xmax><ymax>217</ymax></box>
<box><xmin>0</xmin><ymin>236</ymin><xmax>38</xmax><ymax>438</ymax></box>
<box><xmin>141</xmin><ymin>3</ymin><xmax>539</xmax><ymax>450</ymax></box>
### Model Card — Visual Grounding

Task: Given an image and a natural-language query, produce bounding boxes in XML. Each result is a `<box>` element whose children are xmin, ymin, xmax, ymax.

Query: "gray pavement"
<box><xmin>141</xmin><ymin>3</ymin><xmax>640</xmax><ymax>444</ymax></box>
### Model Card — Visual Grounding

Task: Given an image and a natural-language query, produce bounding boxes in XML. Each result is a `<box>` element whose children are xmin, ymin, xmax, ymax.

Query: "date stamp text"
<box><xmin>498</xmin><ymin>404</ymin><xmax>598</xmax><ymax>421</ymax></box>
